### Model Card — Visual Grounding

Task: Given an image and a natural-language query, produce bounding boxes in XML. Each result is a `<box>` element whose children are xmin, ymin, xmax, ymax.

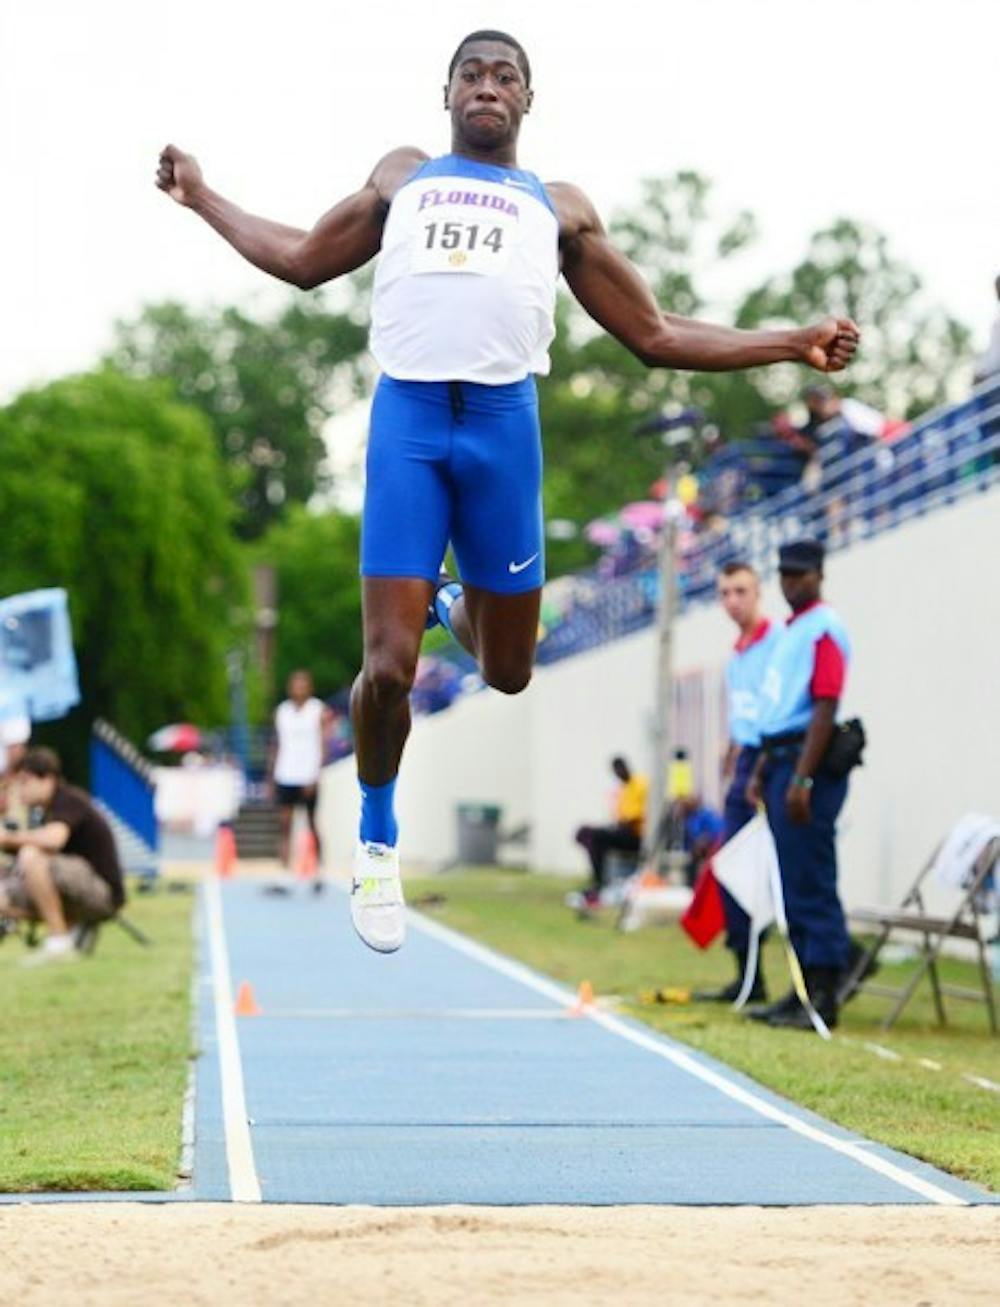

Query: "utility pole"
<box><xmin>644</xmin><ymin>501</ymin><xmax>681</xmax><ymax>866</ymax></box>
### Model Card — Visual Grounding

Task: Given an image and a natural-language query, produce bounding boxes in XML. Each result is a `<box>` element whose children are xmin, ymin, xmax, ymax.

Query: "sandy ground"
<box><xmin>1</xmin><ymin>1203</ymin><xmax>997</xmax><ymax>1306</ymax></box>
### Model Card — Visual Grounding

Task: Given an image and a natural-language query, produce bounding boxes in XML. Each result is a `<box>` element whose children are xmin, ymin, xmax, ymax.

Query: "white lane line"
<box><xmin>203</xmin><ymin>877</ymin><xmax>261</xmax><ymax>1203</ymax></box>
<box><xmin>918</xmin><ymin>1059</ymin><xmax>943</xmax><ymax>1072</ymax></box>
<box><xmin>963</xmin><ymin>1074</ymin><xmax>1000</xmax><ymax>1094</ymax></box>
<box><xmin>256</xmin><ymin>1008</ymin><xmax>579</xmax><ymax>1020</ymax></box>
<box><xmin>407</xmin><ymin>908</ymin><xmax>969</xmax><ymax>1207</ymax></box>
<box><xmin>864</xmin><ymin>1042</ymin><xmax>904</xmax><ymax>1062</ymax></box>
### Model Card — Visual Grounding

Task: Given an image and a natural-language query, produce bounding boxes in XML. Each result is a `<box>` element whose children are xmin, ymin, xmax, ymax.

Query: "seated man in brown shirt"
<box><xmin>0</xmin><ymin>747</ymin><xmax>125</xmax><ymax>964</ymax></box>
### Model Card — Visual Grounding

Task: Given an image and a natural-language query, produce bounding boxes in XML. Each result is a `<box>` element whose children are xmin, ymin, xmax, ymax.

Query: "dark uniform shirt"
<box><xmin>48</xmin><ymin>783</ymin><xmax>125</xmax><ymax>909</ymax></box>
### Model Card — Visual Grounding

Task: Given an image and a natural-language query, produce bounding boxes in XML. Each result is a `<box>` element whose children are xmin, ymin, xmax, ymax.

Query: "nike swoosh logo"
<box><xmin>508</xmin><ymin>553</ymin><xmax>539</xmax><ymax>574</ymax></box>
<box><xmin>503</xmin><ymin>178</ymin><xmax>532</xmax><ymax>190</ymax></box>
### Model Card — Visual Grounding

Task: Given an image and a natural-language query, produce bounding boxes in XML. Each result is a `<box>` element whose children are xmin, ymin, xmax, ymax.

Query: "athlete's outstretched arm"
<box><xmin>552</xmin><ymin>183</ymin><xmax>859</xmax><ymax>373</ymax></box>
<box><xmin>155</xmin><ymin>144</ymin><xmax>427</xmax><ymax>289</ymax></box>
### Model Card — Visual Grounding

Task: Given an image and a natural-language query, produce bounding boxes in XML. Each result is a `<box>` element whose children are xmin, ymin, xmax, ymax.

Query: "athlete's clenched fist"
<box><xmin>155</xmin><ymin>144</ymin><xmax>204</xmax><ymax>207</ymax></box>
<box><xmin>798</xmin><ymin>316</ymin><xmax>861</xmax><ymax>374</ymax></box>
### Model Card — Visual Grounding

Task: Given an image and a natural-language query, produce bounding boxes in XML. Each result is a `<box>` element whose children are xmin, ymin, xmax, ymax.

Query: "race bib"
<box><xmin>409</xmin><ymin>186</ymin><xmax>520</xmax><ymax>276</ymax></box>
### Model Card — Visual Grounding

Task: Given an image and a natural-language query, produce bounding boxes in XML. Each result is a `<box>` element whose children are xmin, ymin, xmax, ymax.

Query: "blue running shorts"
<box><xmin>361</xmin><ymin>375</ymin><xmax>545</xmax><ymax>594</ymax></box>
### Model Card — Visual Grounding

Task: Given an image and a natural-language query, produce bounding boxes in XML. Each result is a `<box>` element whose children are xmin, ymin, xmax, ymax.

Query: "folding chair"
<box><xmin>73</xmin><ymin>913</ymin><xmax>152</xmax><ymax>955</ymax></box>
<box><xmin>843</xmin><ymin>836</ymin><xmax>999</xmax><ymax>1034</ymax></box>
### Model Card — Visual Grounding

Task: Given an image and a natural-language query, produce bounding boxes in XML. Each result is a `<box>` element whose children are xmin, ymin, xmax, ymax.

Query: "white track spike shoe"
<box><xmin>351</xmin><ymin>840</ymin><xmax>405</xmax><ymax>953</ymax></box>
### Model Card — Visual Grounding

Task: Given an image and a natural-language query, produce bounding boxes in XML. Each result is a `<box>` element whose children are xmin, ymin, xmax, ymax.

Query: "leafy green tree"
<box><xmin>255</xmin><ymin>506</ymin><xmax>363</xmax><ymax>701</ymax></box>
<box><xmin>0</xmin><ymin>369</ymin><xmax>247</xmax><ymax>774</ymax></box>
<box><xmin>736</xmin><ymin>218</ymin><xmax>972</xmax><ymax>416</ymax></box>
<box><xmin>538</xmin><ymin>175</ymin><xmax>972</xmax><ymax>572</ymax></box>
<box><xmin>108</xmin><ymin>293</ymin><xmax>369</xmax><ymax>539</ymax></box>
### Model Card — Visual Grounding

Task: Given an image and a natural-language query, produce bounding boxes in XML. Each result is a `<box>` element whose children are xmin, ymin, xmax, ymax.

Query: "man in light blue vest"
<box><xmin>694</xmin><ymin>561</ymin><xmax>781</xmax><ymax>1003</ymax></box>
<box><xmin>749</xmin><ymin>539</ymin><xmax>852</xmax><ymax>1030</ymax></box>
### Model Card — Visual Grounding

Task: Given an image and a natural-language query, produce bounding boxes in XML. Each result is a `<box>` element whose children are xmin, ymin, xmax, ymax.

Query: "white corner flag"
<box><xmin>713</xmin><ymin>813</ymin><xmax>831</xmax><ymax>1039</ymax></box>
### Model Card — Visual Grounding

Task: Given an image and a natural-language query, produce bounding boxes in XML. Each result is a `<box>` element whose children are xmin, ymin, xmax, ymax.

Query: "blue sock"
<box><xmin>433</xmin><ymin>582</ymin><xmax>464</xmax><ymax>638</ymax></box>
<box><xmin>359</xmin><ymin>777</ymin><xmax>399</xmax><ymax>847</ymax></box>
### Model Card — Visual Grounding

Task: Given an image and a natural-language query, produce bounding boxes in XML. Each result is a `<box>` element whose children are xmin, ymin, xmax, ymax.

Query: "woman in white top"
<box><xmin>268</xmin><ymin>670</ymin><xmax>329</xmax><ymax>888</ymax></box>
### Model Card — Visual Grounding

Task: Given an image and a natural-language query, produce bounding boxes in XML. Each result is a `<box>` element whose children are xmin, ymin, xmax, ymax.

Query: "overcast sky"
<box><xmin>2</xmin><ymin>0</ymin><xmax>996</xmax><ymax>404</ymax></box>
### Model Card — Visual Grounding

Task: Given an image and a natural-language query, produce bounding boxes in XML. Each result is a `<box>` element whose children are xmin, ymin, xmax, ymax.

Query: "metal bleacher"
<box><xmin>535</xmin><ymin>377</ymin><xmax>1000</xmax><ymax>667</ymax></box>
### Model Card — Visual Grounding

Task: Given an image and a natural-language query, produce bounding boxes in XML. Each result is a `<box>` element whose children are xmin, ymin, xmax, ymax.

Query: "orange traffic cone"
<box><xmin>295</xmin><ymin>829</ymin><xmax>319</xmax><ymax>881</ymax></box>
<box><xmin>234</xmin><ymin>981</ymin><xmax>261</xmax><ymax>1017</ymax></box>
<box><xmin>568</xmin><ymin>979</ymin><xmax>595</xmax><ymax>1017</ymax></box>
<box><xmin>215</xmin><ymin>825</ymin><xmax>237</xmax><ymax>879</ymax></box>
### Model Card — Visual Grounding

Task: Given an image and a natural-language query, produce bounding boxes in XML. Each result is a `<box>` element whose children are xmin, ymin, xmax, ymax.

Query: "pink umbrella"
<box><xmin>148</xmin><ymin>723</ymin><xmax>203</xmax><ymax>753</ymax></box>
<box><xmin>584</xmin><ymin>518</ymin><xmax>623</xmax><ymax>547</ymax></box>
<box><xmin>619</xmin><ymin>500</ymin><xmax>665</xmax><ymax>530</ymax></box>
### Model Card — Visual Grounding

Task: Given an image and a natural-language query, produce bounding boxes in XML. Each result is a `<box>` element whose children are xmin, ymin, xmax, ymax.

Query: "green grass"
<box><xmin>408</xmin><ymin>870</ymin><xmax>1000</xmax><ymax>1194</ymax></box>
<box><xmin>0</xmin><ymin>887</ymin><xmax>194</xmax><ymax>1192</ymax></box>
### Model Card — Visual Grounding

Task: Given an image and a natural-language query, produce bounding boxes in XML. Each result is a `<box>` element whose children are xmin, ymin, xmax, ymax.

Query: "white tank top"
<box><xmin>274</xmin><ymin>697</ymin><xmax>324</xmax><ymax>786</ymax></box>
<box><xmin>370</xmin><ymin>154</ymin><xmax>559</xmax><ymax>385</ymax></box>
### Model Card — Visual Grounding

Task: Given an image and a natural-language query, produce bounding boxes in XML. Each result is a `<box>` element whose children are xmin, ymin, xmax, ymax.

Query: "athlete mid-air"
<box><xmin>157</xmin><ymin>29</ymin><xmax>859</xmax><ymax>955</ymax></box>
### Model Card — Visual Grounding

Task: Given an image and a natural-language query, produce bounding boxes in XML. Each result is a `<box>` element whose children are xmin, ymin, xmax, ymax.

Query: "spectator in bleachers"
<box><xmin>0</xmin><ymin>747</ymin><xmax>124</xmax><ymax>964</ymax></box>
<box><xmin>973</xmin><ymin>274</ymin><xmax>1000</xmax><ymax>385</ymax></box>
<box><xmin>574</xmin><ymin>756</ymin><xmax>648</xmax><ymax>907</ymax></box>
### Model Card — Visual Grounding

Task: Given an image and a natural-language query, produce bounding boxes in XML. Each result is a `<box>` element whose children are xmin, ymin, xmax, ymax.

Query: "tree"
<box><xmin>736</xmin><ymin>218</ymin><xmax>972</xmax><ymax>417</ymax></box>
<box><xmin>0</xmin><ymin>369</ymin><xmax>247</xmax><ymax>774</ymax></box>
<box><xmin>255</xmin><ymin>506</ymin><xmax>363</xmax><ymax>702</ymax></box>
<box><xmin>107</xmin><ymin>291</ymin><xmax>370</xmax><ymax>539</ymax></box>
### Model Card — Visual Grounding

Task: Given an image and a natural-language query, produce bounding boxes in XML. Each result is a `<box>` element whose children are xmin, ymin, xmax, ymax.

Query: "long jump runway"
<box><xmin>193</xmin><ymin>878</ymin><xmax>990</xmax><ymax>1208</ymax></box>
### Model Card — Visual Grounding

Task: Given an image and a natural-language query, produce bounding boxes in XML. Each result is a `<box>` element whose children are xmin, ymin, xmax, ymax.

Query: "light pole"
<box><xmin>644</xmin><ymin>498</ymin><xmax>684</xmax><ymax>869</ymax></box>
<box><xmin>636</xmin><ymin>406</ymin><xmax>703</xmax><ymax>871</ymax></box>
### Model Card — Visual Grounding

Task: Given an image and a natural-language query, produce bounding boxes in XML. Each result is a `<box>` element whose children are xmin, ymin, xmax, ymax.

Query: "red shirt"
<box><xmin>734</xmin><ymin>618</ymin><xmax>771</xmax><ymax>654</ymax></box>
<box><xmin>788</xmin><ymin>601</ymin><xmax>846</xmax><ymax>699</ymax></box>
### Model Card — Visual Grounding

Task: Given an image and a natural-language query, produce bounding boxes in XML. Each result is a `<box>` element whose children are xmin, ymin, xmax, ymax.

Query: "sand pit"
<box><xmin>1</xmin><ymin>1203</ymin><xmax>996</xmax><ymax>1305</ymax></box>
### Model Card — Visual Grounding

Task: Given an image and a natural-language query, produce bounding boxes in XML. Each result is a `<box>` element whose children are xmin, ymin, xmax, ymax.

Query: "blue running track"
<box><xmin>189</xmin><ymin>879</ymin><xmax>992</xmax><ymax>1207</ymax></box>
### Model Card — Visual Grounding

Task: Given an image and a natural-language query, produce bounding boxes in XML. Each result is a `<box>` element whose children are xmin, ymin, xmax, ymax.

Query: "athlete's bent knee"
<box><xmin>18</xmin><ymin>845</ymin><xmax>46</xmax><ymax>875</ymax></box>
<box><xmin>362</xmin><ymin>652</ymin><xmax>417</xmax><ymax>706</ymax></box>
<box><xmin>482</xmin><ymin>661</ymin><xmax>533</xmax><ymax>696</ymax></box>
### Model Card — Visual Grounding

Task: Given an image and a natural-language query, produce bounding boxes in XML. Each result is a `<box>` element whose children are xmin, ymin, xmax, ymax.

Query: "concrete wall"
<box><xmin>321</xmin><ymin>486</ymin><xmax>999</xmax><ymax>914</ymax></box>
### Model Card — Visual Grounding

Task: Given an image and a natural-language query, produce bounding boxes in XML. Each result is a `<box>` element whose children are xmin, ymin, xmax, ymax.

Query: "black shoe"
<box><xmin>766</xmin><ymin>967</ymin><xmax>839</xmax><ymax>1031</ymax></box>
<box><xmin>837</xmin><ymin>937</ymin><xmax>880</xmax><ymax>1004</ymax></box>
<box><xmin>693</xmin><ymin>977</ymin><xmax>744</xmax><ymax>1003</ymax></box>
<box><xmin>695</xmin><ymin>956</ymin><xmax>763</xmax><ymax>1003</ymax></box>
<box><xmin>746</xmin><ymin>986</ymin><xmax>799</xmax><ymax>1022</ymax></box>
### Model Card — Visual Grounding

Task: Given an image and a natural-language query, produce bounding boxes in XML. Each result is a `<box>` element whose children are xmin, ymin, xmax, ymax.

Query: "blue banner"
<box><xmin>0</xmin><ymin>588</ymin><xmax>80</xmax><ymax>722</ymax></box>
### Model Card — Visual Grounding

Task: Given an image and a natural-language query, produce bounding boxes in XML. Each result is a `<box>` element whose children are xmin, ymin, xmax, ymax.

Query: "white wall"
<box><xmin>321</xmin><ymin>487</ymin><xmax>998</xmax><ymax>914</ymax></box>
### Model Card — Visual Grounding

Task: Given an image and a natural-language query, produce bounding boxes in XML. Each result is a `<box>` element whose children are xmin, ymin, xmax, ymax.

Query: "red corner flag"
<box><xmin>680</xmin><ymin>861</ymin><xmax>726</xmax><ymax>949</ymax></box>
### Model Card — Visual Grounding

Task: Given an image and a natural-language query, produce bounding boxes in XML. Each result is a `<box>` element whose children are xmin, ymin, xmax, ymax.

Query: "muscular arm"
<box><xmin>1</xmin><ymin>822</ymin><xmax>70</xmax><ymax>854</ymax></box>
<box><xmin>793</xmin><ymin>698</ymin><xmax>838</xmax><ymax>781</ymax></box>
<box><xmin>551</xmin><ymin>183</ymin><xmax>859</xmax><ymax>373</ymax></box>
<box><xmin>156</xmin><ymin>144</ymin><xmax>427</xmax><ymax>290</ymax></box>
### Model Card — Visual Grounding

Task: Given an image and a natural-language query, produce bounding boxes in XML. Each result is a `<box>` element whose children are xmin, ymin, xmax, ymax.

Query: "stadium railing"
<box><xmin>90</xmin><ymin>719</ymin><xmax>159</xmax><ymax>880</ymax></box>
<box><xmin>536</xmin><ymin>377</ymin><xmax>1000</xmax><ymax>666</ymax></box>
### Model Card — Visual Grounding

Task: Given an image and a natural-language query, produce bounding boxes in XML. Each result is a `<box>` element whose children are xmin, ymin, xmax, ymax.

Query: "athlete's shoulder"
<box><xmin>368</xmin><ymin>146</ymin><xmax>431</xmax><ymax>205</ymax></box>
<box><xmin>543</xmin><ymin>181</ymin><xmax>602</xmax><ymax>240</ymax></box>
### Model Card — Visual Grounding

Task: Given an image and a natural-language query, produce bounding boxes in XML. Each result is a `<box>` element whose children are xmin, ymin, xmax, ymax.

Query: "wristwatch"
<box><xmin>791</xmin><ymin>774</ymin><xmax>814</xmax><ymax>790</ymax></box>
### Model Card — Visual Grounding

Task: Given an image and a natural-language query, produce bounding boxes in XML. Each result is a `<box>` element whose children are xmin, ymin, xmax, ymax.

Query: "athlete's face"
<box><xmin>717</xmin><ymin>569</ymin><xmax>760</xmax><ymax>629</ymax></box>
<box><xmin>445</xmin><ymin>42</ymin><xmax>532</xmax><ymax>150</ymax></box>
<box><xmin>288</xmin><ymin>672</ymin><xmax>312</xmax><ymax>704</ymax></box>
<box><xmin>779</xmin><ymin>568</ymin><xmax>822</xmax><ymax>611</ymax></box>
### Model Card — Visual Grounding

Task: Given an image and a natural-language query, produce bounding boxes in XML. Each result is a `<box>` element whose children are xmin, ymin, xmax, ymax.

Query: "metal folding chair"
<box><xmin>842</xmin><ymin>836</ymin><xmax>999</xmax><ymax>1034</ymax></box>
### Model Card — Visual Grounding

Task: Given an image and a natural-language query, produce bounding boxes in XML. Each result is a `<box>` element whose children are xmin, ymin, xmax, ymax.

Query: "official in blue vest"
<box><xmin>748</xmin><ymin>539</ymin><xmax>853</xmax><ymax>1030</ymax></box>
<box><xmin>694</xmin><ymin>561</ymin><xmax>781</xmax><ymax>1003</ymax></box>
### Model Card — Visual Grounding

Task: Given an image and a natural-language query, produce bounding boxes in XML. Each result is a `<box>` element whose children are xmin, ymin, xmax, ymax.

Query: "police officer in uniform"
<box><xmin>695</xmin><ymin>561</ymin><xmax>780</xmax><ymax>1003</ymax></box>
<box><xmin>748</xmin><ymin>540</ymin><xmax>853</xmax><ymax>1030</ymax></box>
